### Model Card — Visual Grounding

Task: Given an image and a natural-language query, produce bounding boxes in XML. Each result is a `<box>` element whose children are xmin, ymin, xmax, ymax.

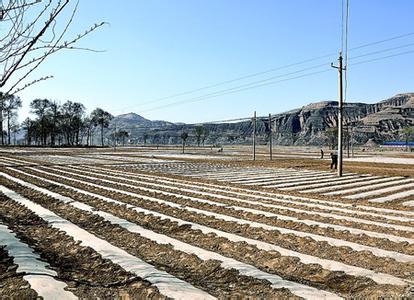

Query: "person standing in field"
<box><xmin>330</xmin><ymin>152</ymin><xmax>338</xmax><ymax>169</ymax></box>
<box><xmin>320</xmin><ymin>149</ymin><xmax>324</xmax><ymax>159</ymax></box>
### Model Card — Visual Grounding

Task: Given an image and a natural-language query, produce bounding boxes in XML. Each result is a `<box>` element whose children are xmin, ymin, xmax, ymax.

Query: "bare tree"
<box><xmin>202</xmin><ymin>127</ymin><xmax>209</xmax><ymax>146</ymax></box>
<box><xmin>324</xmin><ymin>127</ymin><xmax>338</xmax><ymax>150</ymax></box>
<box><xmin>181</xmin><ymin>131</ymin><xmax>188</xmax><ymax>154</ymax></box>
<box><xmin>0</xmin><ymin>1</ymin><xmax>105</xmax><ymax>95</ymax></box>
<box><xmin>193</xmin><ymin>126</ymin><xmax>204</xmax><ymax>147</ymax></box>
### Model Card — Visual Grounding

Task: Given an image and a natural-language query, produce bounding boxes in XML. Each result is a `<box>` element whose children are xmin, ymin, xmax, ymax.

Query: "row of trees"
<box><xmin>179</xmin><ymin>126</ymin><xmax>210</xmax><ymax>153</ymax></box>
<box><xmin>0</xmin><ymin>94</ymin><xmax>115</xmax><ymax>146</ymax></box>
<box><xmin>24</xmin><ymin>100</ymin><xmax>114</xmax><ymax>146</ymax></box>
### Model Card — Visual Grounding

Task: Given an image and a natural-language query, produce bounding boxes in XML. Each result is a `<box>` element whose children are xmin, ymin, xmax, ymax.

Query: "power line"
<box><xmin>114</xmin><ymin>56</ymin><xmax>335</xmax><ymax>112</ymax></box>
<box><xmin>114</xmin><ymin>30</ymin><xmax>414</xmax><ymax>113</ymax></box>
<box><xmin>348</xmin><ymin>41</ymin><xmax>414</xmax><ymax>60</ymax></box>
<box><xmin>349</xmin><ymin>48</ymin><xmax>414</xmax><ymax>66</ymax></box>
<box><xmin>137</xmin><ymin>69</ymin><xmax>332</xmax><ymax>114</ymax></box>
<box><xmin>135</xmin><ymin>47</ymin><xmax>414</xmax><ymax>114</ymax></box>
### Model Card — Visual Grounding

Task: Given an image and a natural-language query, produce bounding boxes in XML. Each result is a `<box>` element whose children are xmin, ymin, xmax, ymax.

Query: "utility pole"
<box><xmin>252</xmin><ymin>111</ymin><xmax>257</xmax><ymax>161</ymax></box>
<box><xmin>331</xmin><ymin>52</ymin><xmax>345</xmax><ymax>176</ymax></box>
<box><xmin>269</xmin><ymin>113</ymin><xmax>273</xmax><ymax>160</ymax></box>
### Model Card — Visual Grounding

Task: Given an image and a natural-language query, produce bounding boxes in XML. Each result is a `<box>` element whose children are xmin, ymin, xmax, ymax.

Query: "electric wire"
<box><xmin>114</xmin><ymin>30</ymin><xmax>414</xmax><ymax>113</ymax></box>
<box><xmin>135</xmin><ymin>47</ymin><xmax>414</xmax><ymax>114</ymax></box>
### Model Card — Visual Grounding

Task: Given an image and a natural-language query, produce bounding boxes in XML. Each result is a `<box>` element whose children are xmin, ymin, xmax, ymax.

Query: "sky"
<box><xmin>8</xmin><ymin>0</ymin><xmax>414</xmax><ymax>123</ymax></box>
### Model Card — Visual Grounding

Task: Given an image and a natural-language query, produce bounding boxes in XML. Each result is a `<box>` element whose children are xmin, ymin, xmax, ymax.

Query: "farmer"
<box><xmin>320</xmin><ymin>149</ymin><xmax>324</xmax><ymax>159</ymax></box>
<box><xmin>330</xmin><ymin>152</ymin><xmax>338</xmax><ymax>169</ymax></box>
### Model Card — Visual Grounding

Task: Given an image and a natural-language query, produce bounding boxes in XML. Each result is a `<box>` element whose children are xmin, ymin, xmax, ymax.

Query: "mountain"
<box><xmin>111</xmin><ymin>113</ymin><xmax>174</xmax><ymax>128</ymax></box>
<box><xmin>109</xmin><ymin>93</ymin><xmax>414</xmax><ymax>146</ymax></box>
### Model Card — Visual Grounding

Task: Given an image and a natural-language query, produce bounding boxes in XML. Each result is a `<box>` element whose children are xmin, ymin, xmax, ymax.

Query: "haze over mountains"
<box><xmin>109</xmin><ymin>93</ymin><xmax>414</xmax><ymax>146</ymax></box>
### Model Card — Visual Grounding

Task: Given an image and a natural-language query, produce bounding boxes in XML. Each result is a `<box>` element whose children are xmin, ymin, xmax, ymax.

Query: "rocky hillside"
<box><xmin>109</xmin><ymin>93</ymin><xmax>414</xmax><ymax>146</ymax></box>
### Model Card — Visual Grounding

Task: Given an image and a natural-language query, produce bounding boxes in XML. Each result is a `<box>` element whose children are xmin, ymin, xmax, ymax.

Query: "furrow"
<box><xmin>276</xmin><ymin>175</ymin><xmax>381</xmax><ymax>190</ymax></box>
<box><xmin>110</xmin><ymin>164</ymin><xmax>414</xmax><ymax>217</ymax></box>
<box><xmin>0</xmin><ymin>185</ymin><xmax>214</xmax><ymax>300</ymax></box>
<box><xmin>6</xmin><ymin>176</ymin><xmax>341</xmax><ymax>300</ymax></box>
<box><xmin>2</xmin><ymin>167</ymin><xmax>411</xmax><ymax>292</ymax></box>
<box><xmin>53</xmin><ymin>166</ymin><xmax>414</xmax><ymax>240</ymax></box>
<box><xmin>299</xmin><ymin>177</ymin><xmax>400</xmax><ymax>193</ymax></box>
<box><xmin>9</xmin><ymin>167</ymin><xmax>414</xmax><ymax>263</ymax></box>
<box><xmin>0</xmin><ymin>224</ymin><xmax>77</xmax><ymax>300</ymax></box>
<box><xmin>325</xmin><ymin>179</ymin><xmax>414</xmax><ymax>196</ymax></box>
<box><xmin>88</xmin><ymin>165</ymin><xmax>414</xmax><ymax>220</ymax></box>
<box><xmin>65</xmin><ymin>166</ymin><xmax>414</xmax><ymax>232</ymax></box>
<box><xmin>345</xmin><ymin>183</ymin><xmax>414</xmax><ymax>200</ymax></box>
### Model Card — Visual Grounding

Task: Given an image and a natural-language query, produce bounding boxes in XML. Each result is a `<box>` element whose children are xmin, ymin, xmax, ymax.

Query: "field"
<box><xmin>0</xmin><ymin>145</ymin><xmax>413</xmax><ymax>299</ymax></box>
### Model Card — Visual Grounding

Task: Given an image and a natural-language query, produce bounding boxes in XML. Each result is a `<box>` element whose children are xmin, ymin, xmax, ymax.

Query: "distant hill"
<box><xmin>108</xmin><ymin>93</ymin><xmax>414</xmax><ymax>146</ymax></box>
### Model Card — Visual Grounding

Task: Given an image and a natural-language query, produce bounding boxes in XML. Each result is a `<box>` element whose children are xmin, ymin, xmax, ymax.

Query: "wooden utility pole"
<box><xmin>252</xmin><ymin>111</ymin><xmax>257</xmax><ymax>161</ymax></box>
<box><xmin>331</xmin><ymin>52</ymin><xmax>345</xmax><ymax>176</ymax></box>
<box><xmin>269</xmin><ymin>113</ymin><xmax>273</xmax><ymax>160</ymax></box>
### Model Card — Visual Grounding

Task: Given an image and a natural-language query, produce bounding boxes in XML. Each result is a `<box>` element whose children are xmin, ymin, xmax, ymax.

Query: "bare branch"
<box><xmin>0</xmin><ymin>0</ymin><xmax>105</xmax><ymax>92</ymax></box>
<box><xmin>10</xmin><ymin>75</ymin><xmax>53</xmax><ymax>95</ymax></box>
<box><xmin>0</xmin><ymin>0</ymin><xmax>70</xmax><ymax>87</ymax></box>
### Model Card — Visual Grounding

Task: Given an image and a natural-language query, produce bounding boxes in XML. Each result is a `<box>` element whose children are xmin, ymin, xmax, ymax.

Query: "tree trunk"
<box><xmin>51</xmin><ymin>120</ymin><xmax>55</xmax><ymax>146</ymax></box>
<box><xmin>0</xmin><ymin>112</ymin><xmax>4</xmax><ymax>145</ymax></box>
<box><xmin>41</xmin><ymin>117</ymin><xmax>46</xmax><ymax>146</ymax></box>
<box><xmin>7</xmin><ymin>112</ymin><xmax>11</xmax><ymax>145</ymax></box>
<box><xmin>182</xmin><ymin>140</ymin><xmax>185</xmax><ymax>153</ymax></box>
<box><xmin>101</xmin><ymin>124</ymin><xmax>104</xmax><ymax>146</ymax></box>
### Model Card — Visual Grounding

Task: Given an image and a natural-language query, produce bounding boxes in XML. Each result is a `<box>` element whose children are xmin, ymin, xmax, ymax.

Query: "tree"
<box><xmin>116</xmin><ymin>130</ymin><xmax>129</xmax><ymax>146</ymax></box>
<box><xmin>0</xmin><ymin>1</ymin><xmax>105</xmax><ymax>95</ymax></box>
<box><xmin>21</xmin><ymin>117</ymin><xmax>34</xmax><ymax>145</ymax></box>
<box><xmin>193</xmin><ymin>126</ymin><xmax>204</xmax><ymax>147</ymax></box>
<box><xmin>181</xmin><ymin>131</ymin><xmax>188</xmax><ymax>154</ymax></box>
<box><xmin>202</xmin><ymin>127</ymin><xmax>209</xmax><ymax>146</ymax></box>
<box><xmin>60</xmin><ymin>101</ymin><xmax>85</xmax><ymax>145</ymax></box>
<box><xmin>0</xmin><ymin>93</ymin><xmax>13</xmax><ymax>144</ymax></box>
<box><xmin>325</xmin><ymin>127</ymin><xmax>338</xmax><ymax>150</ymax></box>
<box><xmin>30</xmin><ymin>99</ymin><xmax>51</xmax><ymax>145</ymax></box>
<box><xmin>402</xmin><ymin>126</ymin><xmax>413</xmax><ymax>151</ymax></box>
<box><xmin>91</xmin><ymin>108</ymin><xmax>113</xmax><ymax>147</ymax></box>
<box><xmin>82</xmin><ymin>117</ymin><xmax>94</xmax><ymax>146</ymax></box>
<box><xmin>48</xmin><ymin>101</ymin><xmax>61</xmax><ymax>146</ymax></box>
<box><xmin>143</xmin><ymin>133</ymin><xmax>148</xmax><ymax>145</ymax></box>
<box><xmin>9</xmin><ymin>115</ymin><xmax>19</xmax><ymax>145</ymax></box>
<box><xmin>4</xmin><ymin>94</ymin><xmax>22</xmax><ymax>144</ymax></box>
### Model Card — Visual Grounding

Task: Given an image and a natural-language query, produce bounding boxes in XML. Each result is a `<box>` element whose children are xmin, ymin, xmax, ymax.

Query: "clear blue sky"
<box><xmin>14</xmin><ymin>0</ymin><xmax>414</xmax><ymax>123</ymax></box>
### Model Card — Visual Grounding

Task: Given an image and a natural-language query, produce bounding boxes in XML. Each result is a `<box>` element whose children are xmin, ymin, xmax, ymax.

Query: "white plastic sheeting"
<box><xmin>0</xmin><ymin>224</ymin><xmax>77</xmax><ymax>300</ymax></box>
<box><xmin>0</xmin><ymin>185</ymin><xmax>215</xmax><ymax>300</ymax></box>
<box><xmin>2</xmin><ymin>169</ymin><xmax>410</xmax><ymax>286</ymax></box>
